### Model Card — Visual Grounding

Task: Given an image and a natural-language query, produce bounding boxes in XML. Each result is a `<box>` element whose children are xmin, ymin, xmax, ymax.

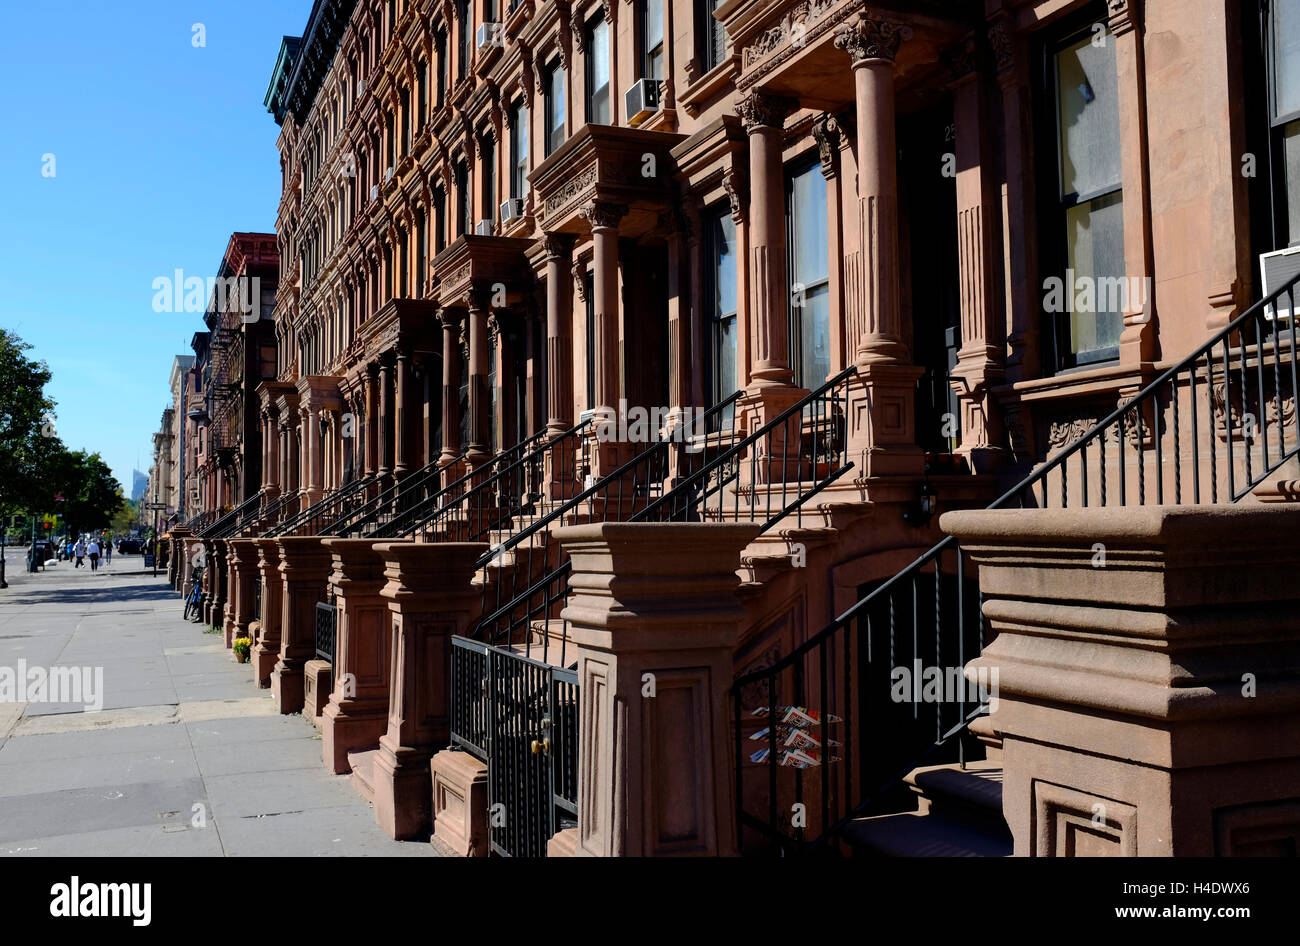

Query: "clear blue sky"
<box><xmin>0</xmin><ymin>0</ymin><xmax>312</xmax><ymax>497</ymax></box>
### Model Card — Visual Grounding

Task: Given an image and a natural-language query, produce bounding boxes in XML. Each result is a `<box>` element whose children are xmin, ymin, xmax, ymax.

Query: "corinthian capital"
<box><xmin>736</xmin><ymin>90</ymin><xmax>796</xmax><ymax>132</ymax></box>
<box><xmin>834</xmin><ymin>16</ymin><xmax>912</xmax><ymax>65</ymax></box>
<box><xmin>579</xmin><ymin>201</ymin><xmax>627</xmax><ymax>232</ymax></box>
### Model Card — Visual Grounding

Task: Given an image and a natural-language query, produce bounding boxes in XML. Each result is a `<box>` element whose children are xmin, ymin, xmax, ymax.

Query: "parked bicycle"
<box><xmin>182</xmin><ymin>566</ymin><xmax>205</xmax><ymax>622</ymax></box>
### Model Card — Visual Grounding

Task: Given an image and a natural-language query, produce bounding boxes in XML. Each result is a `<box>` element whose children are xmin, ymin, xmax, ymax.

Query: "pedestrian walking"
<box><xmin>103</xmin><ymin>540</ymin><xmax>112</xmax><ymax>565</ymax></box>
<box><xmin>74</xmin><ymin>537</ymin><xmax>86</xmax><ymax>568</ymax></box>
<box><xmin>87</xmin><ymin>537</ymin><xmax>100</xmax><ymax>572</ymax></box>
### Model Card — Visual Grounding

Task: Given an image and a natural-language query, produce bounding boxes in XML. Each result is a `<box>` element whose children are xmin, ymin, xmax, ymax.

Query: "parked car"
<box><xmin>117</xmin><ymin>538</ymin><xmax>142</xmax><ymax>555</ymax></box>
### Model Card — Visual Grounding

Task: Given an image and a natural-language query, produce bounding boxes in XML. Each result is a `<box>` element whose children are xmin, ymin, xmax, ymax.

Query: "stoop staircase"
<box><xmin>736</xmin><ymin>270</ymin><xmax>1300</xmax><ymax>856</ymax></box>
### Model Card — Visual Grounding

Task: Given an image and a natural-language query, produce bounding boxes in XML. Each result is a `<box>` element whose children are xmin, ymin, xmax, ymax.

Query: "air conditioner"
<box><xmin>499</xmin><ymin>198</ymin><xmax>524</xmax><ymax>222</ymax></box>
<box><xmin>476</xmin><ymin>22</ymin><xmax>502</xmax><ymax>52</ymax></box>
<box><xmin>625</xmin><ymin>77</ymin><xmax>660</xmax><ymax>127</ymax></box>
<box><xmin>357</xmin><ymin>78</ymin><xmax>365</xmax><ymax>95</ymax></box>
<box><xmin>1260</xmin><ymin>245</ymin><xmax>1300</xmax><ymax>322</ymax></box>
<box><xmin>384</xmin><ymin>165</ymin><xmax>394</xmax><ymax>182</ymax></box>
<box><xmin>370</xmin><ymin>184</ymin><xmax>379</xmax><ymax>201</ymax></box>
<box><xmin>475</xmin><ymin>218</ymin><xmax>494</xmax><ymax>236</ymax></box>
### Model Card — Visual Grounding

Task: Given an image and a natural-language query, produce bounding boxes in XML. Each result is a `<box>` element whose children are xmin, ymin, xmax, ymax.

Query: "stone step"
<box><xmin>839</xmin><ymin>761</ymin><xmax>1011</xmax><ymax>857</ymax></box>
<box><xmin>347</xmin><ymin>748</ymin><xmax>380</xmax><ymax>804</ymax></box>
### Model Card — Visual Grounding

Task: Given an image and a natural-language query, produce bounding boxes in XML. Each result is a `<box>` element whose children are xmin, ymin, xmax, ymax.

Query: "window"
<box><xmin>458</xmin><ymin>0</ymin><xmax>471</xmax><ymax>81</ymax></box>
<box><xmin>386</xmin><ymin>112</ymin><xmax>395</xmax><ymax>169</ymax></box>
<box><xmin>787</xmin><ymin>162</ymin><xmax>830</xmax><ymax>389</ymax></box>
<box><xmin>641</xmin><ymin>0</ymin><xmax>664</xmax><ymax>80</ymax></box>
<box><xmin>456</xmin><ymin>161</ymin><xmax>470</xmax><ymax>235</ymax></box>
<box><xmin>1043</xmin><ymin>24</ymin><xmax>1124</xmax><ymax>368</ymax></box>
<box><xmin>480</xmin><ymin>134</ymin><xmax>495</xmax><ymax>227</ymax></box>
<box><xmin>587</xmin><ymin>17</ymin><xmax>610</xmax><ymax>124</ymax></box>
<box><xmin>699</xmin><ymin>0</ymin><xmax>727</xmax><ymax>73</ymax></box>
<box><xmin>416</xmin><ymin>210</ymin><xmax>426</xmax><ymax>298</ymax></box>
<box><xmin>436</xmin><ymin>30</ymin><xmax>448</xmax><ymax>107</ymax></box>
<box><xmin>706</xmin><ymin>208</ymin><xmax>738</xmax><ymax>422</ymax></box>
<box><xmin>435</xmin><ymin>186</ymin><xmax>446</xmax><ymax>253</ymax></box>
<box><xmin>510</xmin><ymin>101</ymin><xmax>528</xmax><ymax>200</ymax></box>
<box><xmin>416</xmin><ymin>61</ymin><xmax>427</xmax><ymax>129</ymax></box>
<box><xmin>545</xmin><ymin>63</ymin><xmax>566</xmax><ymax>155</ymax></box>
<box><xmin>401</xmin><ymin>87</ymin><xmax>411</xmax><ymax>156</ymax></box>
<box><xmin>1271</xmin><ymin>0</ymin><xmax>1300</xmax><ymax>245</ymax></box>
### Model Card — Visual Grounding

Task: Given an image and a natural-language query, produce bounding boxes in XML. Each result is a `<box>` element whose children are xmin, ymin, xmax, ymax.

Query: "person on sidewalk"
<box><xmin>74</xmin><ymin>537</ymin><xmax>86</xmax><ymax>568</ymax></box>
<box><xmin>87</xmin><ymin>537</ymin><xmax>100</xmax><ymax>572</ymax></box>
<box><xmin>103</xmin><ymin>539</ymin><xmax>111</xmax><ymax>566</ymax></box>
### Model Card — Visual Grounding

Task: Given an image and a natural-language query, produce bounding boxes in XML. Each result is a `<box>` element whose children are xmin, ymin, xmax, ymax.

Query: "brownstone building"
<box><xmin>162</xmin><ymin>0</ymin><xmax>1300</xmax><ymax>856</ymax></box>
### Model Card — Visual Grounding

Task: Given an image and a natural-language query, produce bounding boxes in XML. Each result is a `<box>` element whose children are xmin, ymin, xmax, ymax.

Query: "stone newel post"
<box><xmin>251</xmin><ymin>537</ymin><xmax>283</xmax><ymax>687</ymax></box>
<box><xmin>223</xmin><ymin>538</ymin><xmax>257</xmax><ymax>648</ymax></box>
<box><xmin>943</xmin><ymin>505</ymin><xmax>1300</xmax><ymax>857</ymax></box>
<box><xmin>555</xmin><ymin>522</ymin><xmax>760</xmax><ymax>857</ymax></box>
<box><xmin>271</xmin><ymin>536</ymin><xmax>333</xmax><ymax>714</ymax></box>
<box><xmin>374</xmin><ymin>541</ymin><xmax>486</xmax><ymax>842</ymax></box>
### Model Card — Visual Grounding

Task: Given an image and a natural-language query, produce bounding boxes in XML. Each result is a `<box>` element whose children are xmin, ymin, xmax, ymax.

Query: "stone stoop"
<box><xmin>838</xmin><ymin>761</ymin><xmax>1012</xmax><ymax>857</ymax></box>
<box><xmin>348</xmin><ymin>748</ymin><xmax>381</xmax><ymax>804</ymax></box>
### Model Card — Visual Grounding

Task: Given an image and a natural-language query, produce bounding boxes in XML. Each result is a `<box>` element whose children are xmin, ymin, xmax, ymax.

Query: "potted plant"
<box><xmin>232</xmin><ymin>636</ymin><xmax>252</xmax><ymax>664</ymax></box>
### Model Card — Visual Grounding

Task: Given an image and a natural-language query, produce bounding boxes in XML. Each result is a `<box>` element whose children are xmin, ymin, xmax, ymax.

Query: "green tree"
<box><xmin>54</xmin><ymin>451</ymin><xmax>124</xmax><ymax>537</ymax></box>
<box><xmin>0</xmin><ymin>328</ymin><xmax>57</xmax><ymax>520</ymax></box>
<box><xmin>110</xmin><ymin>494</ymin><xmax>138</xmax><ymax>535</ymax></box>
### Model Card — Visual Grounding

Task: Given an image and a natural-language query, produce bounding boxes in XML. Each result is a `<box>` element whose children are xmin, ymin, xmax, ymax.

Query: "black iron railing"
<box><xmin>322</xmin><ymin>454</ymin><xmax>464</xmax><ymax>538</ymax></box>
<box><xmin>315</xmin><ymin>601</ymin><xmax>336</xmax><ymax>687</ymax></box>
<box><xmin>184</xmin><ymin>510</ymin><xmax>218</xmax><ymax>534</ymax></box>
<box><xmin>373</xmin><ymin>425</ymin><xmax>560</xmax><ymax>541</ymax></box>
<box><xmin>474</xmin><ymin>369</ymin><xmax>857</xmax><ymax>664</ymax></box>
<box><xmin>266</xmin><ymin>472</ymin><xmax>381</xmax><ymax>539</ymax></box>
<box><xmin>257</xmin><ymin>489</ymin><xmax>299</xmax><ymax>530</ymax></box>
<box><xmin>208</xmin><ymin>494</ymin><xmax>265</xmax><ymax>540</ymax></box>
<box><xmin>449</xmin><ymin>636</ymin><xmax>579</xmax><ymax>857</ymax></box>
<box><xmin>734</xmin><ymin>269</ymin><xmax>1300</xmax><ymax>854</ymax></box>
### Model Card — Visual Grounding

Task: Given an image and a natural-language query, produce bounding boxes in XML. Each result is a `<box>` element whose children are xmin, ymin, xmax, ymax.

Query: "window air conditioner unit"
<box><xmin>477</xmin><ymin>23</ymin><xmax>502</xmax><ymax>52</ymax></box>
<box><xmin>499</xmin><ymin>198</ymin><xmax>524</xmax><ymax>222</ymax></box>
<box><xmin>1260</xmin><ymin>245</ymin><xmax>1300</xmax><ymax>322</ymax></box>
<box><xmin>370</xmin><ymin>184</ymin><xmax>379</xmax><ymax>201</ymax></box>
<box><xmin>475</xmin><ymin>218</ymin><xmax>494</xmax><ymax>236</ymax></box>
<box><xmin>625</xmin><ymin>77</ymin><xmax>660</xmax><ymax>127</ymax></box>
<box><xmin>385</xmin><ymin>165</ymin><xmax>394</xmax><ymax>182</ymax></box>
<box><xmin>357</xmin><ymin>78</ymin><xmax>365</xmax><ymax>95</ymax></box>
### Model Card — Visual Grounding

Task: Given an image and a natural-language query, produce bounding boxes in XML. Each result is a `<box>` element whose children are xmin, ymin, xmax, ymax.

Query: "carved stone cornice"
<box><xmin>736</xmin><ymin>90</ymin><xmax>795</xmax><ymax>132</ymax></box>
<box><xmin>834</xmin><ymin>16</ymin><xmax>911</xmax><ymax>66</ymax></box>
<box><xmin>542</xmin><ymin>231</ymin><xmax>575</xmax><ymax>261</ymax></box>
<box><xmin>579</xmin><ymin>200</ymin><xmax>627</xmax><ymax>231</ymax></box>
<box><xmin>438</xmin><ymin>307</ymin><xmax>462</xmax><ymax>332</ymax></box>
<box><xmin>987</xmin><ymin>16</ymin><xmax>1014</xmax><ymax>76</ymax></box>
<box><xmin>811</xmin><ymin>112</ymin><xmax>842</xmax><ymax>179</ymax></box>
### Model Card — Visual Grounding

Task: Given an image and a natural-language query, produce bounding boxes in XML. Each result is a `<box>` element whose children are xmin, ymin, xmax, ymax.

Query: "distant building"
<box><xmin>130</xmin><ymin>469</ymin><xmax>148</xmax><ymax>503</ymax></box>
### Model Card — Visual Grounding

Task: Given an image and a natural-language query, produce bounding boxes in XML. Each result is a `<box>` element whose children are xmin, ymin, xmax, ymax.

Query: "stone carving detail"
<box><xmin>544</xmin><ymin>165</ymin><xmax>598</xmax><ymax>216</ymax></box>
<box><xmin>988</xmin><ymin>19</ymin><xmax>1014</xmax><ymax>74</ymax></box>
<box><xmin>723</xmin><ymin>168</ymin><xmax>745</xmax><ymax>225</ymax></box>
<box><xmin>742</xmin><ymin>0</ymin><xmax>837</xmax><ymax>71</ymax></box>
<box><xmin>736</xmin><ymin>90</ymin><xmax>794</xmax><ymax>130</ymax></box>
<box><xmin>811</xmin><ymin>113</ymin><xmax>841</xmax><ymax>178</ymax></box>
<box><xmin>579</xmin><ymin>201</ymin><xmax>627</xmax><ymax>231</ymax></box>
<box><xmin>834</xmin><ymin>16</ymin><xmax>912</xmax><ymax>65</ymax></box>
<box><xmin>1047</xmin><ymin>418</ymin><xmax>1097</xmax><ymax>450</ymax></box>
<box><xmin>542</xmin><ymin>231</ymin><xmax>573</xmax><ymax>261</ymax></box>
<box><xmin>573</xmin><ymin>258</ymin><xmax>588</xmax><ymax>302</ymax></box>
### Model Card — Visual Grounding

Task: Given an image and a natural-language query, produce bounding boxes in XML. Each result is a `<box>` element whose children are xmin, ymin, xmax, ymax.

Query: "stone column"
<box><xmin>944</xmin><ymin>505</ymin><xmax>1300</xmax><ymax>856</ymax></box>
<box><xmin>270</xmin><ymin>536</ymin><xmax>333</xmax><ymax>715</ymax></box>
<box><xmin>365</xmin><ymin>363</ymin><xmax>380</xmax><ymax>477</ymax></box>
<box><xmin>305</xmin><ymin>400</ymin><xmax>324</xmax><ymax>506</ymax></box>
<box><xmin>950</xmin><ymin>47</ymin><xmax>1006</xmax><ymax>473</ymax></box>
<box><xmin>466</xmin><ymin>289</ymin><xmax>492</xmax><ymax>469</ymax></box>
<box><xmin>834</xmin><ymin>15</ymin><xmax>924</xmax><ymax>478</ymax></box>
<box><xmin>319</xmin><ymin>539</ymin><xmax>391</xmax><ymax>773</ymax></box>
<box><xmin>395</xmin><ymin>346</ymin><xmax>414</xmax><ymax>480</ymax></box>
<box><xmin>439</xmin><ymin>309</ymin><xmax>464</xmax><ymax>477</ymax></box>
<box><xmin>373</xmin><ymin>541</ymin><xmax>486</xmax><ymax>841</ymax></box>
<box><xmin>251</xmin><ymin>537</ymin><xmax>284</xmax><ymax>687</ymax></box>
<box><xmin>580</xmin><ymin>200</ymin><xmax>628</xmax><ymax>478</ymax></box>
<box><xmin>736</xmin><ymin>91</ymin><xmax>796</xmax><ymax>389</ymax></box>
<box><xmin>542</xmin><ymin>233</ymin><xmax>578</xmax><ymax>501</ymax></box>
<box><xmin>554</xmin><ymin>522</ymin><xmax>760</xmax><ymax>856</ymax></box>
<box><xmin>378</xmin><ymin>355</ymin><xmax>396</xmax><ymax>485</ymax></box>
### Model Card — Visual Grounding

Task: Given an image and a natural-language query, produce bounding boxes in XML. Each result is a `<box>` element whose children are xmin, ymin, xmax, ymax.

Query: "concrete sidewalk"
<box><xmin>0</xmin><ymin>557</ymin><xmax>437</xmax><ymax>856</ymax></box>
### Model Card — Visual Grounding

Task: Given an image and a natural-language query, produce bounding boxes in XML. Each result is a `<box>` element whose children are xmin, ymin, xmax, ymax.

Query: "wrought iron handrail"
<box><xmin>322</xmin><ymin>453</ymin><xmax>464</xmax><ymax>538</ymax></box>
<box><xmin>265</xmin><ymin>471</ymin><xmax>382</xmax><ymax>538</ymax></box>
<box><xmin>733</xmin><ymin>267</ymin><xmax>1300</xmax><ymax>854</ymax></box>
<box><xmin>196</xmin><ymin>500</ymin><xmax>242</xmax><ymax>539</ymax></box>
<box><xmin>372</xmin><ymin>425</ymin><xmax>558</xmax><ymax>540</ymax></box>
<box><xmin>473</xmin><ymin>370</ymin><xmax>856</xmax><ymax>665</ymax></box>
<box><xmin>184</xmin><ymin>510</ymin><xmax>218</xmax><ymax>534</ymax></box>
<box><xmin>257</xmin><ymin>489</ymin><xmax>299</xmax><ymax>529</ymax></box>
<box><xmin>209</xmin><ymin>493</ymin><xmax>266</xmax><ymax>539</ymax></box>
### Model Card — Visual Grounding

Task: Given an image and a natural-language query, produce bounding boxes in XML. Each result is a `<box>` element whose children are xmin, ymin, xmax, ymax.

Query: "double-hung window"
<box><xmin>587</xmin><ymin>17</ymin><xmax>611</xmax><ymax>124</ymax></box>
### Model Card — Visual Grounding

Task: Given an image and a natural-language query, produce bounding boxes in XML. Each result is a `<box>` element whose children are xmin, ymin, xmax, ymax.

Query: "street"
<box><xmin>0</xmin><ymin>552</ymin><xmax>436</xmax><ymax>857</ymax></box>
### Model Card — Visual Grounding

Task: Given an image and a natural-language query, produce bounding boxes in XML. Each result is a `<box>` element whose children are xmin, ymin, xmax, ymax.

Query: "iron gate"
<box><xmin>450</xmin><ymin>636</ymin><xmax>578</xmax><ymax>857</ymax></box>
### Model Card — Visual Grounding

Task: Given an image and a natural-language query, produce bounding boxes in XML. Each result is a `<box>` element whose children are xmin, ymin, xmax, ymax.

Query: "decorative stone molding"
<box><xmin>1107</xmin><ymin>0</ymin><xmax>1141</xmax><ymax>37</ymax></box>
<box><xmin>543</xmin><ymin>165</ymin><xmax>598</xmax><ymax>217</ymax></box>
<box><xmin>834</xmin><ymin>16</ymin><xmax>911</xmax><ymax>66</ymax></box>
<box><xmin>541</xmin><ymin>231</ymin><xmax>574</xmax><ymax>262</ymax></box>
<box><xmin>987</xmin><ymin>17</ymin><xmax>1014</xmax><ymax>75</ymax></box>
<box><xmin>736</xmin><ymin>90</ymin><xmax>795</xmax><ymax>131</ymax></box>
<box><xmin>723</xmin><ymin>167</ymin><xmax>746</xmax><ymax>225</ymax></box>
<box><xmin>811</xmin><ymin>112</ymin><xmax>841</xmax><ymax>179</ymax></box>
<box><xmin>579</xmin><ymin>200</ymin><xmax>627</xmax><ymax>232</ymax></box>
<box><xmin>573</xmin><ymin>258</ymin><xmax>588</xmax><ymax>301</ymax></box>
<box><xmin>1047</xmin><ymin>417</ymin><xmax>1096</xmax><ymax>450</ymax></box>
